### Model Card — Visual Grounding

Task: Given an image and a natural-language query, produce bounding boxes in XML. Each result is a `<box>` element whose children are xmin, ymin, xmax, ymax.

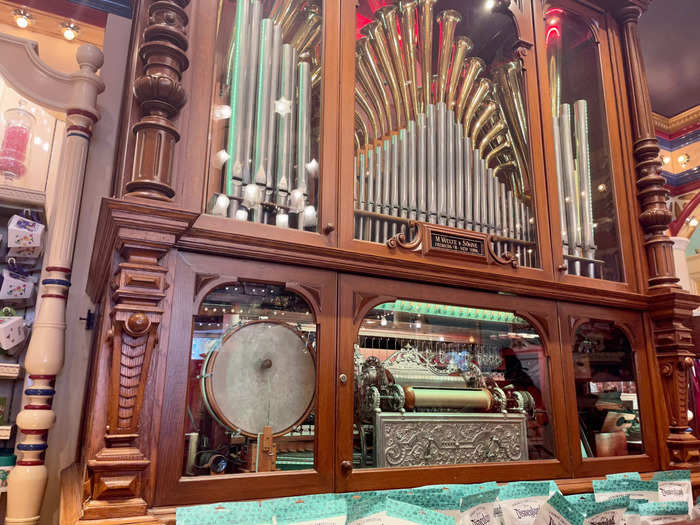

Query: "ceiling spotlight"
<box><xmin>597</xmin><ymin>183</ymin><xmax>607</xmax><ymax>192</ymax></box>
<box><xmin>13</xmin><ymin>9</ymin><xmax>31</xmax><ymax>29</ymax></box>
<box><xmin>61</xmin><ymin>22</ymin><xmax>80</xmax><ymax>41</ymax></box>
<box><xmin>690</xmin><ymin>218</ymin><xmax>699</xmax><ymax>228</ymax></box>
<box><xmin>484</xmin><ymin>0</ymin><xmax>496</xmax><ymax>10</ymax></box>
<box><xmin>678</xmin><ymin>153</ymin><xmax>690</xmax><ymax>168</ymax></box>
<box><xmin>662</xmin><ymin>155</ymin><xmax>671</xmax><ymax>165</ymax></box>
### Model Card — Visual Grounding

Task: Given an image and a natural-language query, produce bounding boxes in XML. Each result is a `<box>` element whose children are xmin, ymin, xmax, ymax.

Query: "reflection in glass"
<box><xmin>207</xmin><ymin>0</ymin><xmax>323</xmax><ymax>232</ymax></box>
<box><xmin>353</xmin><ymin>299</ymin><xmax>554</xmax><ymax>469</ymax></box>
<box><xmin>184</xmin><ymin>282</ymin><xmax>317</xmax><ymax>476</ymax></box>
<box><xmin>0</xmin><ymin>74</ymin><xmax>59</xmax><ymax>193</ymax></box>
<box><xmin>546</xmin><ymin>7</ymin><xmax>623</xmax><ymax>281</ymax></box>
<box><xmin>352</xmin><ymin>0</ymin><xmax>539</xmax><ymax>268</ymax></box>
<box><xmin>573</xmin><ymin>321</ymin><xmax>643</xmax><ymax>457</ymax></box>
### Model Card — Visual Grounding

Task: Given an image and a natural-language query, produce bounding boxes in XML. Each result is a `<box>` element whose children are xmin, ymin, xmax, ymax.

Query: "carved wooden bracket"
<box><xmin>126</xmin><ymin>0</ymin><xmax>190</xmax><ymax>201</ymax></box>
<box><xmin>386</xmin><ymin>221</ymin><xmax>520</xmax><ymax>268</ymax></box>
<box><xmin>648</xmin><ymin>289</ymin><xmax>700</xmax><ymax>467</ymax></box>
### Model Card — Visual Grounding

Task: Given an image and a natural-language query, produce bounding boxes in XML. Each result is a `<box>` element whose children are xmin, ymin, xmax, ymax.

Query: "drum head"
<box><xmin>202</xmin><ymin>321</ymin><xmax>315</xmax><ymax>437</ymax></box>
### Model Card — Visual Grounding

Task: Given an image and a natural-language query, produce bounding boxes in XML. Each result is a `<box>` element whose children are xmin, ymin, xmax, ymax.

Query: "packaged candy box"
<box><xmin>6</xmin><ymin>214</ymin><xmax>44</xmax><ymax>258</ymax></box>
<box><xmin>0</xmin><ymin>315</ymin><xmax>26</xmax><ymax>351</ymax></box>
<box><xmin>0</xmin><ymin>268</ymin><xmax>33</xmax><ymax>301</ymax></box>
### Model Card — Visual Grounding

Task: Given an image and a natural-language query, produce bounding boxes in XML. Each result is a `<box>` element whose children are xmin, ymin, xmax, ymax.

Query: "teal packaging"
<box><xmin>275</xmin><ymin>497</ymin><xmax>347</xmax><ymax>525</ymax></box>
<box><xmin>623</xmin><ymin>499</ymin><xmax>648</xmax><ymax>525</ymax></box>
<box><xmin>387</xmin><ymin>491</ymin><xmax>462</xmax><ymax>521</ymax></box>
<box><xmin>460</xmin><ymin>489</ymin><xmax>500</xmax><ymax>525</ymax></box>
<box><xmin>176</xmin><ymin>500</ymin><xmax>273</xmax><ymax>525</ymax></box>
<box><xmin>533</xmin><ymin>493</ymin><xmax>585</xmax><ymax>525</ymax></box>
<box><xmin>652</xmin><ymin>470</ymin><xmax>692</xmax><ymax>510</ymax></box>
<box><xmin>592</xmin><ymin>480</ymin><xmax>658</xmax><ymax>502</ymax></box>
<box><xmin>575</xmin><ymin>496</ymin><xmax>629</xmax><ymax>525</ymax></box>
<box><xmin>637</xmin><ymin>501</ymin><xmax>689</xmax><ymax>525</ymax></box>
<box><xmin>499</xmin><ymin>482</ymin><xmax>551</xmax><ymax>525</ymax></box>
<box><xmin>606</xmin><ymin>473</ymin><xmax>641</xmax><ymax>481</ymax></box>
<box><xmin>565</xmin><ymin>494</ymin><xmax>596</xmax><ymax>504</ymax></box>
<box><xmin>348</xmin><ymin>496</ymin><xmax>455</xmax><ymax>525</ymax></box>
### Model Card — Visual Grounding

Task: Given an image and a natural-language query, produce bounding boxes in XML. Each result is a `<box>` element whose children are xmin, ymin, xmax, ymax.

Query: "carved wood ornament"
<box><xmin>126</xmin><ymin>0</ymin><xmax>189</xmax><ymax>201</ymax></box>
<box><xmin>614</xmin><ymin>2</ymin><xmax>700</xmax><ymax>467</ymax></box>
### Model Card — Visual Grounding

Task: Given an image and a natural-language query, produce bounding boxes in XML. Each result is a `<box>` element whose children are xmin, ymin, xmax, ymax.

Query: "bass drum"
<box><xmin>201</xmin><ymin>320</ymin><xmax>316</xmax><ymax>437</ymax></box>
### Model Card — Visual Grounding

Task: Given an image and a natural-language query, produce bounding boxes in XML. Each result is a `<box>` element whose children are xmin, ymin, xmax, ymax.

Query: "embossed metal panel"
<box><xmin>374</xmin><ymin>412</ymin><xmax>528</xmax><ymax>467</ymax></box>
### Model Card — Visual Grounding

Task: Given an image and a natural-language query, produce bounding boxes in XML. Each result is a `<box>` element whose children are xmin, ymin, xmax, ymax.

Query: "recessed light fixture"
<box><xmin>13</xmin><ymin>9</ymin><xmax>32</xmax><ymax>29</ymax></box>
<box><xmin>61</xmin><ymin>21</ymin><xmax>80</xmax><ymax>41</ymax></box>
<box><xmin>678</xmin><ymin>153</ymin><xmax>690</xmax><ymax>169</ymax></box>
<box><xmin>662</xmin><ymin>155</ymin><xmax>671</xmax><ymax>165</ymax></box>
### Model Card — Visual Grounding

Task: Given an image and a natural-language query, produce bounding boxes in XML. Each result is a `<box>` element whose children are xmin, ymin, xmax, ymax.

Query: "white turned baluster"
<box><xmin>6</xmin><ymin>44</ymin><xmax>104</xmax><ymax>525</ymax></box>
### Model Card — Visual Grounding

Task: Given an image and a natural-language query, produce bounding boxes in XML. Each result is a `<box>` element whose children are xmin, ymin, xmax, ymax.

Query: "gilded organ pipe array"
<box><xmin>210</xmin><ymin>0</ymin><xmax>322</xmax><ymax>231</ymax></box>
<box><xmin>353</xmin><ymin>1</ymin><xmax>538</xmax><ymax>267</ymax></box>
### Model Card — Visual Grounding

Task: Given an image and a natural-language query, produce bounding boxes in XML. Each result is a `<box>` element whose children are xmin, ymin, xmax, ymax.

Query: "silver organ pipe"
<box><xmin>216</xmin><ymin>0</ymin><xmax>323</xmax><ymax>230</ymax></box>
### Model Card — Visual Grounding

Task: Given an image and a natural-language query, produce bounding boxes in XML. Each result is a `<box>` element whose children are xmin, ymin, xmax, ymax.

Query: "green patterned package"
<box><xmin>573</xmin><ymin>496</ymin><xmax>629</xmax><ymax>525</ymax></box>
<box><xmin>652</xmin><ymin>470</ymin><xmax>693</xmax><ymax>510</ymax></box>
<box><xmin>460</xmin><ymin>489</ymin><xmax>500</xmax><ymax>525</ymax></box>
<box><xmin>592</xmin><ymin>480</ymin><xmax>658</xmax><ymax>502</ymax></box>
<box><xmin>623</xmin><ymin>499</ymin><xmax>647</xmax><ymax>525</ymax></box>
<box><xmin>637</xmin><ymin>502</ymin><xmax>689</xmax><ymax>525</ymax></box>
<box><xmin>386</xmin><ymin>491</ymin><xmax>462</xmax><ymax>521</ymax></box>
<box><xmin>348</xmin><ymin>496</ymin><xmax>455</xmax><ymax>525</ymax></box>
<box><xmin>532</xmin><ymin>493</ymin><xmax>585</xmax><ymax>525</ymax></box>
<box><xmin>416</xmin><ymin>483</ymin><xmax>499</xmax><ymax>496</ymax></box>
<box><xmin>274</xmin><ymin>497</ymin><xmax>347</xmax><ymax>525</ymax></box>
<box><xmin>499</xmin><ymin>482</ymin><xmax>551</xmax><ymax>525</ymax></box>
<box><xmin>606</xmin><ymin>473</ymin><xmax>641</xmax><ymax>481</ymax></box>
<box><xmin>565</xmin><ymin>494</ymin><xmax>596</xmax><ymax>505</ymax></box>
<box><xmin>176</xmin><ymin>500</ymin><xmax>274</xmax><ymax>525</ymax></box>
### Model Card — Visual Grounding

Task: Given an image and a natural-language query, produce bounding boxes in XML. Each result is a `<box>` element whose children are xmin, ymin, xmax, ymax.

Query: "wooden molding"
<box><xmin>653</xmin><ymin>105</ymin><xmax>700</xmax><ymax>136</ymax></box>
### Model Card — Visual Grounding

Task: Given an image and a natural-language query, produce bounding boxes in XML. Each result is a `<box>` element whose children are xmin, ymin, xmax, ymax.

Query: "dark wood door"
<box><xmin>557</xmin><ymin>301</ymin><xmax>661</xmax><ymax>477</ymax></box>
<box><xmin>336</xmin><ymin>273</ymin><xmax>573</xmax><ymax>492</ymax></box>
<box><xmin>153</xmin><ymin>252</ymin><xmax>337</xmax><ymax>506</ymax></box>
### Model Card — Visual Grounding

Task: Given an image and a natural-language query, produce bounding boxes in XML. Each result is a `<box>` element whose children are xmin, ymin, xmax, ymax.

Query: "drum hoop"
<box><xmin>200</xmin><ymin>320</ymin><xmax>316</xmax><ymax>438</ymax></box>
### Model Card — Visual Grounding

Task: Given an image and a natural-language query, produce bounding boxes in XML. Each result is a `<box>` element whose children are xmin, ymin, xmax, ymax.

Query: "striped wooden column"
<box><xmin>6</xmin><ymin>44</ymin><xmax>104</xmax><ymax>525</ymax></box>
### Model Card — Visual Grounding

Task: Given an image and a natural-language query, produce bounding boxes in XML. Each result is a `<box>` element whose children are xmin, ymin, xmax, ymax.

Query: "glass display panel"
<box><xmin>546</xmin><ymin>7</ymin><xmax>623</xmax><ymax>281</ymax></box>
<box><xmin>184</xmin><ymin>282</ymin><xmax>318</xmax><ymax>476</ymax></box>
<box><xmin>206</xmin><ymin>0</ymin><xmax>322</xmax><ymax>232</ymax></box>
<box><xmin>0</xmin><ymin>74</ymin><xmax>60</xmax><ymax>193</ymax></box>
<box><xmin>353</xmin><ymin>300</ymin><xmax>554</xmax><ymax>469</ymax></box>
<box><xmin>573</xmin><ymin>321</ymin><xmax>643</xmax><ymax>457</ymax></box>
<box><xmin>353</xmin><ymin>1</ymin><xmax>539</xmax><ymax>268</ymax></box>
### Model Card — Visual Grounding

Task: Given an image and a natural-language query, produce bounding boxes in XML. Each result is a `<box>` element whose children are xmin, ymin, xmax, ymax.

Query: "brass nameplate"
<box><xmin>428</xmin><ymin>230</ymin><xmax>486</xmax><ymax>258</ymax></box>
<box><xmin>386</xmin><ymin>221</ymin><xmax>518</xmax><ymax>268</ymax></box>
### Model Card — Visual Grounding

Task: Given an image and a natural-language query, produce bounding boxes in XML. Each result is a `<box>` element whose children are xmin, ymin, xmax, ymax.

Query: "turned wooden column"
<box><xmin>125</xmin><ymin>0</ymin><xmax>189</xmax><ymax>201</ymax></box>
<box><xmin>616</xmin><ymin>2</ymin><xmax>700</xmax><ymax>467</ymax></box>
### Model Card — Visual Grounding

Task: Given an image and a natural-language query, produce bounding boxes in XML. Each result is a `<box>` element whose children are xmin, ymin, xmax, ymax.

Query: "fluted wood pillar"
<box><xmin>616</xmin><ymin>3</ymin><xmax>700</xmax><ymax>468</ymax></box>
<box><xmin>6</xmin><ymin>45</ymin><xmax>104</xmax><ymax>525</ymax></box>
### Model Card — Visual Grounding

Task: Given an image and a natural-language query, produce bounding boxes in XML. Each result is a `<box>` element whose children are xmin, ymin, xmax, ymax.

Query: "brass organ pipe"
<box><xmin>470</xmin><ymin>101</ymin><xmax>497</xmax><ymax>143</ymax></box>
<box><xmin>355</xmin><ymin>113</ymin><xmax>370</xmax><ymax>148</ymax></box>
<box><xmin>297</xmin><ymin>19</ymin><xmax>322</xmax><ymax>57</ymax></box>
<box><xmin>473</xmin><ymin>145</ymin><xmax>482</xmax><ymax>231</ymax></box>
<box><xmin>574</xmin><ymin>99</ymin><xmax>595</xmax><ymax>277</ymax></box>
<box><xmin>487</xmin><ymin>167</ymin><xmax>496</xmax><ymax>233</ymax></box>
<box><xmin>480</xmin><ymin>158</ymin><xmax>488</xmax><ymax>232</ymax></box>
<box><xmin>354</xmin><ymin>132</ymin><xmax>361</xmax><ymax>151</ymax></box>
<box><xmin>400</xmin><ymin>127</ymin><xmax>409</xmax><ymax>218</ymax></box>
<box><xmin>455</xmin><ymin>57</ymin><xmax>484</xmax><ymax>122</ymax></box>
<box><xmin>275</xmin><ymin>44</ymin><xmax>296</xmax><ymax>207</ymax></box>
<box><xmin>355</xmin><ymin>87</ymin><xmax>380</xmax><ymax>141</ymax></box>
<box><xmin>358</xmin><ymin>38</ymin><xmax>394</xmax><ymax>132</ymax></box>
<box><xmin>486</xmin><ymin>139</ymin><xmax>511</xmax><ymax>168</ymax></box>
<box><xmin>264</xmin><ymin>23</ymin><xmax>282</xmax><ymax>203</ymax></box>
<box><xmin>289</xmin><ymin>8</ymin><xmax>321</xmax><ymax>54</ymax></box>
<box><xmin>376</xmin><ymin>6</ymin><xmax>412</xmax><ymax>124</ymax></box>
<box><xmin>356</xmin><ymin>47</ymin><xmax>388</xmax><ymax>136</ymax></box>
<box><xmin>382</xmin><ymin>138</ymin><xmax>392</xmax><ymax>239</ymax></box>
<box><xmin>479</xmin><ymin>120</ymin><xmax>506</xmax><ymax>153</ymax></box>
<box><xmin>494</xmin><ymin>161</ymin><xmax>517</xmax><ymax>184</ymax></box>
<box><xmin>279</xmin><ymin>1</ymin><xmax>306</xmax><ymax>41</ymax></box>
<box><xmin>390</xmin><ymin>133</ymin><xmax>400</xmax><ymax>235</ymax></box>
<box><xmin>436</xmin><ymin>10</ymin><xmax>462</xmax><ymax>104</ymax></box>
<box><xmin>462</xmin><ymin>78</ymin><xmax>491</xmax><ymax>135</ymax></box>
<box><xmin>399</xmin><ymin>0</ymin><xmax>421</xmax><ymax>116</ymax></box>
<box><xmin>559</xmin><ymin>103</ymin><xmax>581</xmax><ymax>275</ymax></box>
<box><xmin>419</xmin><ymin>0</ymin><xmax>438</xmax><ymax>108</ymax></box>
<box><xmin>361</xmin><ymin>22</ymin><xmax>404</xmax><ymax>130</ymax></box>
<box><xmin>446</xmin><ymin>37</ymin><xmax>473</xmax><ymax>111</ymax></box>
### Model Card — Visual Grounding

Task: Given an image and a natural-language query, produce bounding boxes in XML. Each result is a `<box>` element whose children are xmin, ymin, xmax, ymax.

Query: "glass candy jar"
<box><xmin>0</xmin><ymin>101</ymin><xmax>35</xmax><ymax>180</ymax></box>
